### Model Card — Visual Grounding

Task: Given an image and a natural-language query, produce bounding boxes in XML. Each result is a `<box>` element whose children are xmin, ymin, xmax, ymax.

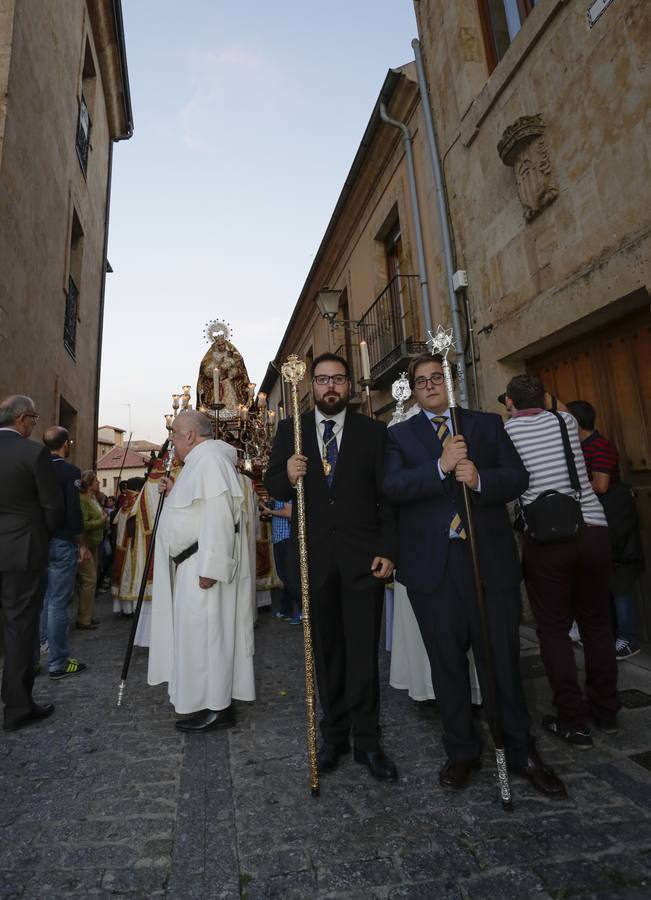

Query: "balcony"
<box><xmin>357</xmin><ymin>275</ymin><xmax>428</xmax><ymax>385</ymax></box>
<box><xmin>63</xmin><ymin>276</ymin><xmax>78</xmax><ymax>359</ymax></box>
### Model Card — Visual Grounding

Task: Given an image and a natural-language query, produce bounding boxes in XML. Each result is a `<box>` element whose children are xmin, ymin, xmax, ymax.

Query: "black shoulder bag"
<box><xmin>522</xmin><ymin>412</ymin><xmax>586</xmax><ymax>543</ymax></box>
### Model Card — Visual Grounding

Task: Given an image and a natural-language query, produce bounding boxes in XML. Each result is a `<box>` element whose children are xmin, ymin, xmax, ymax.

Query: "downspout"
<box><xmin>93</xmin><ymin>141</ymin><xmax>113</xmax><ymax>469</ymax></box>
<box><xmin>379</xmin><ymin>102</ymin><xmax>432</xmax><ymax>336</ymax></box>
<box><xmin>412</xmin><ymin>38</ymin><xmax>469</xmax><ymax>407</ymax></box>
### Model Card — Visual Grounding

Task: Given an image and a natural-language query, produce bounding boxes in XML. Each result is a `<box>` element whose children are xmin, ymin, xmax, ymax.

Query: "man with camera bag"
<box><xmin>504</xmin><ymin>376</ymin><xmax>619</xmax><ymax>750</ymax></box>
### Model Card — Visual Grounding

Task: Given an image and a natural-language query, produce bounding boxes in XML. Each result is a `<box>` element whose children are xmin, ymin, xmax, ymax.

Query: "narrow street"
<box><xmin>2</xmin><ymin>592</ymin><xmax>651</xmax><ymax>900</ymax></box>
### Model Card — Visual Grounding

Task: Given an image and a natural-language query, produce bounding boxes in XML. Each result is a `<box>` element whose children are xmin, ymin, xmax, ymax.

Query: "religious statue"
<box><xmin>196</xmin><ymin>320</ymin><xmax>251</xmax><ymax>416</ymax></box>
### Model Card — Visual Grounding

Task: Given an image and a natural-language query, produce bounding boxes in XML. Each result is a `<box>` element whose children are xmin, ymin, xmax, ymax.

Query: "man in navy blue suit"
<box><xmin>384</xmin><ymin>354</ymin><xmax>565</xmax><ymax>797</ymax></box>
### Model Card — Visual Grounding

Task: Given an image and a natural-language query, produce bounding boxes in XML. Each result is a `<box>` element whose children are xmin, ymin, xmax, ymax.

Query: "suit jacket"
<box><xmin>383</xmin><ymin>409</ymin><xmax>528</xmax><ymax>593</ymax></box>
<box><xmin>264</xmin><ymin>410</ymin><xmax>398</xmax><ymax>592</ymax></box>
<box><xmin>0</xmin><ymin>431</ymin><xmax>65</xmax><ymax>572</ymax></box>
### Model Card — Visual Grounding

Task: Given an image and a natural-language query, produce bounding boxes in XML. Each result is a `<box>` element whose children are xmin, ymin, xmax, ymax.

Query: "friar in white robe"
<box><xmin>148</xmin><ymin>411</ymin><xmax>255</xmax><ymax>732</ymax></box>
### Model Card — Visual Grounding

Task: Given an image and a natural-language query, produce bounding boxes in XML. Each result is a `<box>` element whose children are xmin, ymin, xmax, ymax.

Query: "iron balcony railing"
<box><xmin>76</xmin><ymin>94</ymin><xmax>92</xmax><ymax>173</ymax></box>
<box><xmin>357</xmin><ymin>274</ymin><xmax>427</xmax><ymax>383</ymax></box>
<box><xmin>63</xmin><ymin>275</ymin><xmax>78</xmax><ymax>358</ymax></box>
<box><xmin>334</xmin><ymin>342</ymin><xmax>362</xmax><ymax>397</ymax></box>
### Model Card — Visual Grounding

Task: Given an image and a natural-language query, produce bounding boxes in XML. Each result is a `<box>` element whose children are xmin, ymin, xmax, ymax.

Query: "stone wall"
<box><xmin>414</xmin><ymin>0</ymin><xmax>651</xmax><ymax>406</ymax></box>
<box><xmin>0</xmin><ymin>0</ymin><xmax>113</xmax><ymax>468</ymax></box>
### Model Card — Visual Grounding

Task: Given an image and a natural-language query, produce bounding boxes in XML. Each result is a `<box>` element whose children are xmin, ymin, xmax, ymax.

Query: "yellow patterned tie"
<box><xmin>432</xmin><ymin>415</ymin><xmax>467</xmax><ymax>540</ymax></box>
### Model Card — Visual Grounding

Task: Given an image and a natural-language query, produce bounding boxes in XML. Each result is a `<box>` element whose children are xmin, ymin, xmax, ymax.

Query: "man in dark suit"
<box><xmin>384</xmin><ymin>355</ymin><xmax>565</xmax><ymax>796</ymax></box>
<box><xmin>0</xmin><ymin>395</ymin><xmax>64</xmax><ymax>731</ymax></box>
<box><xmin>265</xmin><ymin>353</ymin><xmax>398</xmax><ymax>781</ymax></box>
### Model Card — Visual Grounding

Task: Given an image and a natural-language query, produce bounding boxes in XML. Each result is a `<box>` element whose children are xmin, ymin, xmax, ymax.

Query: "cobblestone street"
<box><xmin>2</xmin><ymin>591</ymin><xmax>651</xmax><ymax>899</ymax></box>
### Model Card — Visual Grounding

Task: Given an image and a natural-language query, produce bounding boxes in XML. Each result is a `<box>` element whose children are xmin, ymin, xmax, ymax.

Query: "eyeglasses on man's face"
<box><xmin>22</xmin><ymin>412</ymin><xmax>40</xmax><ymax>421</ymax></box>
<box><xmin>413</xmin><ymin>373</ymin><xmax>445</xmax><ymax>389</ymax></box>
<box><xmin>312</xmin><ymin>374</ymin><xmax>348</xmax><ymax>386</ymax></box>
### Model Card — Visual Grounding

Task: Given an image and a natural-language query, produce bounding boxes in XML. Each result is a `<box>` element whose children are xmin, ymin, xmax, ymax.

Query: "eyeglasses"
<box><xmin>22</xmin><ymin>412</ymin><xmax>40</xmax><ymax>421</ymax></box>
<box><xmin>312</xmin><ymin>374</ymin><xmax>348</xmax><ymax>386</ymax></box>
<box><xmin>413</xmin><ymin>373</ymin><xmax>445</xmax><ymax>389</ymax></box>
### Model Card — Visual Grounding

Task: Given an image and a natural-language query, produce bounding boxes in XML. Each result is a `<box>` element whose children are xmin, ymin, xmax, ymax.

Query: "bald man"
<box><xmin>148</xmin><ymin>411</ymin><xmax>255</xmax><ymax>732</ymax></box>
<box><xmin>40</xmin><ymin>426</ymin><xmax>89</xmax><ymax>680</ymax></box>
<box><xmin>0</xmin><ymin>396</ymin><xmax>63</xmax><ymax>731</ymax></box>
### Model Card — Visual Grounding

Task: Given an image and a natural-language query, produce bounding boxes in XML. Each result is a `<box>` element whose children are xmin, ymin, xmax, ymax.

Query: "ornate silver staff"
<box><xmin>281</xmin><ymin>354</ymin><xmax>319</xmax><ymax>797</ymax></box>
<box><xmin>116</xmin><ymin>440</ymin><xmax>175</xmax><ymax>707</ymax></box>
<box><xmin>428</xmin><ymin>325</ymin><xmax>513</xmax><ymax>812</ymax></box>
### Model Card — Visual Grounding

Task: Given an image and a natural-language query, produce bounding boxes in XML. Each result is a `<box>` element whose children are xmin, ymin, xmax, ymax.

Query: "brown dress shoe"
<box><xmin>439</xmin><ymin>757</ymin><xmax>481</xmax><ymax>789</ymax></box>
<box><xmin>512</xmin><ymin>747</ymin><xmax>567</xmax><ymax>797</ymax></box>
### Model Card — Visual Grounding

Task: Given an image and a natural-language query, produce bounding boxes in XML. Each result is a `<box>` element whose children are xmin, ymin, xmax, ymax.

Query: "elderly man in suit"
<box><xmin>384</xmin><ymin>355</ymin><xmax>565</xmax><ymax>797</ymax></box>
<box><xmin>265</xmin><ymin>353</ymin><xmax>398</xmax><ymax>781</ymax></box>
<box><xmin>0</xmin><ymin>395</ymin><xmax>64</xmax><ymax>731</ymax></box>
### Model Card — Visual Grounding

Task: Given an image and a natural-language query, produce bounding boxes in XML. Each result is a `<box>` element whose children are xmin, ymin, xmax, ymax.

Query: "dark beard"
<box><xmin>316</xmin><ymin>395</ymin><xmax>349</xmax><ymax>415</ymax></box>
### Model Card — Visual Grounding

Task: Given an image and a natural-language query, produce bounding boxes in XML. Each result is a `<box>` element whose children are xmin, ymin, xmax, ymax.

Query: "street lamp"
<box><xmin>314</xmin><ymin>287</ymin><xmax>370</xmax><ymax>333</ymax></box>
<box><xmin>315</xmin><ymin>287</ymin><xmax>343</xmax><ymax>325</ymax></box>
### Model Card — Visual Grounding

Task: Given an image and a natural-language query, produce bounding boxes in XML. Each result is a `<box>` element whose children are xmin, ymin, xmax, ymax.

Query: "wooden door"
<box><xmin>528</xmin><ymin>309</ymin><xmax>651</xmax><ymax>639</ymax></box>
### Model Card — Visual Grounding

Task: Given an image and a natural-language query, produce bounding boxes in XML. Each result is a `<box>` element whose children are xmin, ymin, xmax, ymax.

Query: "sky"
<box><xmin>99</xmin><ymin>1</ymin><xmax>419</xmax><ymax>442</ymax></box>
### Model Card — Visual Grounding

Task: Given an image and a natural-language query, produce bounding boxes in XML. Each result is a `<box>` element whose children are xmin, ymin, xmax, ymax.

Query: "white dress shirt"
<box><xmin>315</xmin><ymin>407</ymin><xmax>347</xmax><ymax>455</ymax></box>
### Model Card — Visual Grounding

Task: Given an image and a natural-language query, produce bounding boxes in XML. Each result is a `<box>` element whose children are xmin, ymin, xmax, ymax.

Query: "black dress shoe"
<box><xmin>439</xmin><ymin>757</ymin><xmax>481</xmax><ymax>789</ymax></box>
<box><xmin>317</xmin><ymin>741</ymin><xmax>350</xmax><ymax>773</ymax></box>
<box><xmin>353</xmin><ymin>747</ymin><xmax>398</xmax><ymax>782</ymax></box>
<box><xmin>3</xmin><ymin>702</ymin><xmax>55</xmax><ymax>732</ymax></box>
<box><xmin>175</xmin><ymin>704</ymin><xmax>235</xmax><ymax>733</ymax></box>
<box><xmin>512</xmin><ymin>747</ymin><xmax>567</xmax><ymax>797</ymax></box>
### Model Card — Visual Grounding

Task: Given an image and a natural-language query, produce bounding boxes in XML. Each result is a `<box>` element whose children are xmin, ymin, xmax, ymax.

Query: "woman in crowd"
<box><xmin>77</xmin><ymin>470</ymin><xmax>105</xmax><ymax>630</ymax></box>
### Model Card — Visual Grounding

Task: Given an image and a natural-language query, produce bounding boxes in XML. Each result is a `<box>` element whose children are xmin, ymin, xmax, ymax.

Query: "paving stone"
<box><xmin>533</xmin><ymin>858</ymin><xmax>618</xmax><ymax>895</ymax></box>
<box><xmin>3</xmin><ymin>594</ymin><xmax>651</xmax><ymax>898</ymax></box>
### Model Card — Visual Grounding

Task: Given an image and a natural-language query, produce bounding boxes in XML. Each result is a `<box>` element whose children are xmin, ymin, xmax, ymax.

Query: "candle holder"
<box><xmin>172</xmin><ymin>394</ymin><xmax>180</xmax><ymax>417</ymax></box>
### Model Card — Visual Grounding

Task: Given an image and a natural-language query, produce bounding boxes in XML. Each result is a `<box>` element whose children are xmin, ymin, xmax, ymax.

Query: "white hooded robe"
<box><xmin>147</xmin><ymin>439</ymin><xmax>255</xmax><ymax>713</ymax></box>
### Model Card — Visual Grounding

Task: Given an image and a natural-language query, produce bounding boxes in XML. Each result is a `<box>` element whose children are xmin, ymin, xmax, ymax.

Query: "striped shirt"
<box><xmin>581</xmin><ymin>431</ymin><xmax>620</xmax><ymax>481</ymax></box>
<box><xmin>505</xmin><ymin>411</ymin><xmax>606</xmax><ymax>527</ymax></box>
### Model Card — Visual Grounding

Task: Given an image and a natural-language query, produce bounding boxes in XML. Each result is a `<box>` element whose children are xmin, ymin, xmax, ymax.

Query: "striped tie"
<box><xmin>432</xmin><ymin>415</ymin><xmax>467</xmax><ymax>540</ymax></box>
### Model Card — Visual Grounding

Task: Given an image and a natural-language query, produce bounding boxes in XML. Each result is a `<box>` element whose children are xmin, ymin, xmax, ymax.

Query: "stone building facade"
<box><xmin>414</xmin><ymin>0</ymin><xmax>650</xmax><ymax>633</ymax></box>
<box><xmin>0</xmin><ymin>0</ymin><xmax>132</xmax><ymax>467</ymax></box>
<box><xmin>268</xmin><ymin>0</ymin><xmax>650</xmax><ymax>632</ymax></box>
<box><xmin>269</xmin><ymin>63</ymin><xmax>446</xmax><ymax>422</ymax></box>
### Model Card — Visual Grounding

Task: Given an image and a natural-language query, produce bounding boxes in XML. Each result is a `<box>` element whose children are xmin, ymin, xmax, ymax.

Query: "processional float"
<box><xmin>428</xmin><ymin>324</ymin><xmax>513</xmax><ymax>811</ymax></box>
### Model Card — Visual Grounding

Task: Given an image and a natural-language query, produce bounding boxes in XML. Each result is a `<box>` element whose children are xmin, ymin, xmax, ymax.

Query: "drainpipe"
<box><xmin>93</xmin><ymin>141</ymin><xmax>114</xmax><ymax>469</ymax></box>
<box><xmin>379</xmin><ymin>102</ymin><xmax>432</xmax><ymax>337</ymax></box>
<box><xmin>411</xmin><ymin>38</ymin><xmax>469</xmax><ymax>407</ymax></box>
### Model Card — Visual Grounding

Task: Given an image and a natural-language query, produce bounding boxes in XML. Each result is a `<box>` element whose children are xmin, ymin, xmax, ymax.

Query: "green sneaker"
<box><xmin>49</xmin><ymin>659</ymin><xmax>87</xmax><ymax>680</ymax></box>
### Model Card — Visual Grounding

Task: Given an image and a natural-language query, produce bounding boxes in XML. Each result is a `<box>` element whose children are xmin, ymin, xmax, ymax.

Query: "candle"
<box><xmin>213</xmin><ymin>366</ymin><xmax>220</xmax><ymax>404</ymax></box>
<box><xmin>360</xmin><ymin>340</ymin><xmax>371</xmax><ymax>380</ymax></box>
<box><xmin>258</xmin><ymin>392</ymin><xmax>267</xmax><ymax>409</ymax></box>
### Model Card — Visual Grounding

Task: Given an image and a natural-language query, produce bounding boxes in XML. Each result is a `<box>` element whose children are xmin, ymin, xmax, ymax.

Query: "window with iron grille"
<box><xmin>75</xmin><ymin>94</ymin><xmax>92</xmax><ymax>173</ymax></box>
<box><xmin>477</xmin><ymin>0</ymin><xmax>538</xmax><ymax>73</ymax></box>
<box><xmin>64</xmin><ymin>276</ymin><xmax>78</xmax><ymax>358</ymax></box>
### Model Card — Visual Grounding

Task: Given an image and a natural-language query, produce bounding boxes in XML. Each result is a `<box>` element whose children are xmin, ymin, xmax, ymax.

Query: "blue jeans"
<box><xmin>40</xmin><ymin>539</ymin><xmax>79</xmax><ymax>672</ymax></box>
<box><xmin>613</xmin><ymin>593</ymin><xmax>637</xmax><ymax>646</ymax></box>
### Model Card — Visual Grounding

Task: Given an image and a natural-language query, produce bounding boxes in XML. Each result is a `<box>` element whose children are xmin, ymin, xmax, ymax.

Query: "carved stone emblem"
<box><xmin>498</xmin><ymin>115</ymin><xmax>558</xmax><ymax>222</ymax></box>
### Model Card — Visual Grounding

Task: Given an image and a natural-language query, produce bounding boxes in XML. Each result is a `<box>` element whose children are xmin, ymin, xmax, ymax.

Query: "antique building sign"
<box><xmin>497</xmin><ymin>114</ymin><xmax>558</xmax><ymax>223</ymax></box>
